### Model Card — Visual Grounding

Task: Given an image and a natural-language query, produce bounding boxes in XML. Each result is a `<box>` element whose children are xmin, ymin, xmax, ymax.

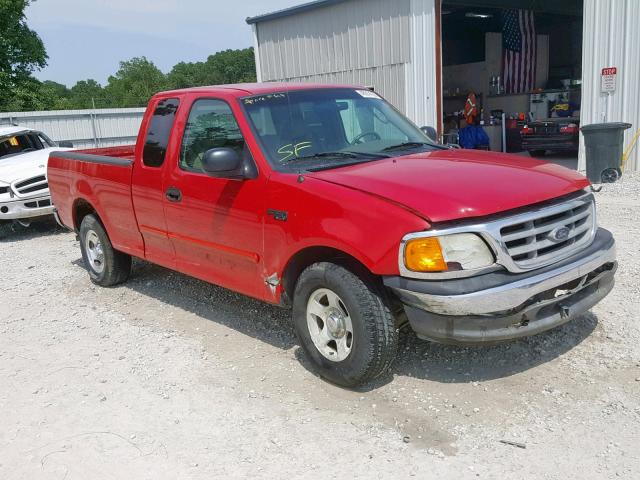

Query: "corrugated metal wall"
<box><xmin>0</xmin><ymin>108</ymin><xmax>145</xmax><ymax>148</ymax></box>
<box><xmin>255</xmin><ymin>0</ymin><xmax>411</xmax><ymax>112</ymax></box>
<box><xmin>579</xmin><ymin>0</ymin><xmax>640</xmax><ymax>172</ymax></box>
<box><xmin>405</xmin><ymin>0</ymin><xmax>438</xmax><ymax>131</ymax></box>
<box><xmin>269</xmin><ymin>65</ymin><xmax>407</xmax><ymax>115</ymax></box>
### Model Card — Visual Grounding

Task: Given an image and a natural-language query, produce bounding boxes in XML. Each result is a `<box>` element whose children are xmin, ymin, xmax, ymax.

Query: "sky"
<box><xmin>25</xmin><ymin>0</ymin><xmax>303</xmax><ymax>87</ymax></box>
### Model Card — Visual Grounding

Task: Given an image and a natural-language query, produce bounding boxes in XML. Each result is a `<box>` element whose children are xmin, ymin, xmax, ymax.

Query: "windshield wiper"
<box><xmin>305</xmin><ymin>158</ymin><xmax>390</xmax><ymax>172</ymax></box>
<box><xmin>289</xmin><ymin>151</ymin><xmax>358</xmax><ymax>162</ymax></box>
<box><xmin>283</xmin><ymin>150</ymin><xmax>389</xmax><ymax>164</ymax></box>
<box><xmin>381</xmin><ymin>141</ymin><xmax>432</xmax><ymax>152</ymax></box>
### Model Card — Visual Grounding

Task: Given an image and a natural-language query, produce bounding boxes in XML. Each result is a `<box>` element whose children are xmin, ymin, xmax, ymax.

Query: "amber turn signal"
<box><xmin>404</xmin><ymin>237</ymin><xmax>447</xmax><ymax>272</ymax></box>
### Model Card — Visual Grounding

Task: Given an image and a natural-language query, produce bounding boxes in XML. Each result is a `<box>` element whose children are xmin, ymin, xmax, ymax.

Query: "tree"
<box><xmin>2</xmin><ymin>79</ymin><xmax>75</xmax><ymax>111</ymax></box>
<box><xmin>204</xmin><ymin>48</ymin><xmax>256</xmax><ymax>85</ymax></box>
<box><xmin>2</xmin><ymin>45</ymin><xmax>257</xmax><ymax>111</ymax></box>
<box><xmin>69</xmin><ymin>79</ymin><xmax>106</xmax><ymax>109</ymax></box>
<box><xmin>166</xmin><ymin>48</ymin><xmax>256</xmax><ymax>90</ymax></box>
<box><xmin>167</xmin><ymin>61</ymin><xmax>207</xmax><ymax>90</ymax></box>
<box><xmin>105</xmin><ymin>57</ymin><xmax>167</xmax><ymax>107</ymax></box>
<box><xmin>39</xmin><ymin>80</ymin><xmax>72</xmax><ymax>109</ymax></box>
<box><xmin>0</xmin><ymin>0</ymin><xmax>48</xmax><ymax>110</ymax></box>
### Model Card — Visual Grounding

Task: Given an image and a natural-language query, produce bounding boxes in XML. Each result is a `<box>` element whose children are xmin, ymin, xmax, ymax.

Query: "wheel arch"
<box><xmin>280</xmin><ymin>245</ymin><xmax>382</xmax><ymax>305</ymax></box>
<box><xmin>72</xmin><ymin>198</ymin><xmax>99</xmax><ymax>231</ymax></box>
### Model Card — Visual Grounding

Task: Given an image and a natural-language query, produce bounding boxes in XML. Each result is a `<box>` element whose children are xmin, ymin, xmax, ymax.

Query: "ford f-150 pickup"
<box><xmin>48</xmin><ymin>84</ymin><xmax>617</xmax><ymax>386</ymax></box>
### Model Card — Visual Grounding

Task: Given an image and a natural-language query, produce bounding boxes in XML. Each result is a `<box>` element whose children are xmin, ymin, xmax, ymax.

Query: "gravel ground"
<box><xmin>1</xmin><ymin>175</ymin><xmax>639</xmax><ymax>479</ymax></box>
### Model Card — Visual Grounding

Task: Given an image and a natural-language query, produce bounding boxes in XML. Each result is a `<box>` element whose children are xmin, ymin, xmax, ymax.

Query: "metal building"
<box><xmin>579</xmin><ymin>0</ymin><xmax>640</xmax><ymax>171</ymax></box>
<box><xmin>247</xmin><ymin>0</ymin><xmax>640</xmax><ymax>172</ymax></box>
<box><xmin>248</xmin><ymin>0</ymin><xmax>439</xmax><ymax>135</ymax></box>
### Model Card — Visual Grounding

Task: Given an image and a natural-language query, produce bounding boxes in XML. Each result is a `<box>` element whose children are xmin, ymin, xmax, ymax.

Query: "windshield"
<box><xmin>241</xmin><ymin>88</ymin><xmax>439</xmax><ymax>171</ymax></box>
<box><xmin>0</xmin><ymin>131</ymin><xmax>55</xmax><ymax>160</ymax></box>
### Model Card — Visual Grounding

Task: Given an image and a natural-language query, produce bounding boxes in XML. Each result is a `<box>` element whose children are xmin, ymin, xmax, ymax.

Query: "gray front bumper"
<box><xmin>384</xmin><ymin>228</ymin><xmax>616</xmax><ymax>344</ymax></box>
<box><xmin>0</xmin><ymin>195</ymin><xmax>55</xmax><ymax>220</ymax></box>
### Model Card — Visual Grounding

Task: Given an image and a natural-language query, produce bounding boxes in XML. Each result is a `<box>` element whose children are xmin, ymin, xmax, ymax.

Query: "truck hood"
<box><xmin>0</xmin><ymin>148</ymin><xmax>70</xmax><ymax>184</ymax></box>
<box><xmin>306</xmin><ymin>149</ymin><xmax>590</xmax><ymax>223</ymax></box>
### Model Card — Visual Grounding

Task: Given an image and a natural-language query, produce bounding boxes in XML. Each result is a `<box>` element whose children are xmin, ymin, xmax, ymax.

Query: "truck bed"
<box><xmin>47</xmin><ymin>145</ymin><xmax>145</xmax><ymax>258</ymax></box>
<box><xmin>66</xmin><ymin>145</ymin><xmax>136</xmax><ymax>161</ymax></box>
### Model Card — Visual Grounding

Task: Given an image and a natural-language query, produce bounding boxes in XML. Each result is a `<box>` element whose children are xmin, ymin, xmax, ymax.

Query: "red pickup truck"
<box><xmin>48</xmin><ymin>83</ymin><xmax>616</xmax><ymax>386</ymax></box>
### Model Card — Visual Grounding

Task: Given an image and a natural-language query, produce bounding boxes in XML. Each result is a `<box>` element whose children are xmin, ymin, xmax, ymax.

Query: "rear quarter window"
<box><xmin>142</xmin><ymin>98</ymin><xmax>180</xmax><ymax>167</ymax></box>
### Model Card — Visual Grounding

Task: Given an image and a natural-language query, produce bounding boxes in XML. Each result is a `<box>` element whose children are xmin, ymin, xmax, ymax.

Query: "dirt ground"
<box><xmin>1</xmin><ymin>175</ymin><xmax>639</xmax><ymax>479</ymax></box>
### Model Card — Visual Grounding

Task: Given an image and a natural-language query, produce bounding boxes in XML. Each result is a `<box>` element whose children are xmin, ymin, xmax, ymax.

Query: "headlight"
<box><xmin>403</xmin><ymin>233</ymin><xmax>494</xmax><ymax>273</ymax></box>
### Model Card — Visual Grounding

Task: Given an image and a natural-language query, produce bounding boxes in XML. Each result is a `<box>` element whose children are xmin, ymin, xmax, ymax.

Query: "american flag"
<box><xmin>502</xmin><ymin>9</ymin><xmax>536</xmax><ymax>94</ymax></box>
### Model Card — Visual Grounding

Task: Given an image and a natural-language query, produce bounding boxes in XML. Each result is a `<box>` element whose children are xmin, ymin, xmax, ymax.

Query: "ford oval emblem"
<box><xmin>549</xmin><ymin>226</ymin><xmax>571</xmax><ymax>242</ymax></box>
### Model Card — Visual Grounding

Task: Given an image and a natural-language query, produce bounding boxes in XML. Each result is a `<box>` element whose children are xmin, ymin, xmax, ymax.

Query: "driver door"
<box><xmin>162</xmin><ymin>96</ymin><xmax>267</xmax><ymax>300</ymax></box>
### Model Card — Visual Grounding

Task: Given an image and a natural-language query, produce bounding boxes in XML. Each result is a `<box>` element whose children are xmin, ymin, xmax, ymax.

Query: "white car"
<box><xmin>0</xmin><ymin>125</ymin><xmax>73</xmax><ymax>226</ymax></box>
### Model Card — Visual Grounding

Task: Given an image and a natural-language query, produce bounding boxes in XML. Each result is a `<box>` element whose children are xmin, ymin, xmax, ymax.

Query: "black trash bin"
<box><xmin>581</xmin><ymin>122</ymin><xmax>631</xmax><ymax>183</ymax></box>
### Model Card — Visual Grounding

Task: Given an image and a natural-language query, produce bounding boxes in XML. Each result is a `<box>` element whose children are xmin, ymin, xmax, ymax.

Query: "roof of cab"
<box><xmin>157</xmin><ymin>82</ymin><xmax>364</xmax><ymax>98</ymax></box>
<box><xmin>0</xmin><ymin>125</ymin><xmax>33</xmax><ymax>138</ymax></box>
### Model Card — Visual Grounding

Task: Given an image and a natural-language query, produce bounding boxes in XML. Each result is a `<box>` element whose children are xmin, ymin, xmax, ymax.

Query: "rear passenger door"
<box><xmin>131</xmin><ymin>97</ymin><xmax>180</xmax><ymax>269</ymax></box>
<box><xmin>162</xmin><ymin>96</ymin><xmax>268</xmax><ymax>300</ymax></box>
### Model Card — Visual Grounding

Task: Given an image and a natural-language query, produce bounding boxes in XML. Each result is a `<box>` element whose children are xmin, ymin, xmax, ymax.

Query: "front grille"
<box><xmin>13</xmin><ymin>175</ymin><xmax>48</xmax><ymax>196</ymax></box>
<box><xmin>499</xmin><ymin>195</ymin><xmax>596</xmax><ymax>270</ymax></box>
<box><xmin>0</xmin><ymin>186</ymin><xmax>9</xmax><ymax>195</ymax></box>
<box><xmin>24</xmin><ymin>199</ymin><xmax>51</xmax><ymax>209</ymax></box>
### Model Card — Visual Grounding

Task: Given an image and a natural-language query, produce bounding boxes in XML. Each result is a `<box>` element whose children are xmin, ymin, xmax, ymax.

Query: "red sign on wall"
<box><xmin>601</xmin><ymin>67</ymin><xmax>617</xmax><ymax>93</ymax></box>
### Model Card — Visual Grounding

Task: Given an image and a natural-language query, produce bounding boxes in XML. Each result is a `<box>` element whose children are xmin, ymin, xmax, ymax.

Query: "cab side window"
<box><xmin>180</xmin><ymin>99</ymin><xmax>245</xmax><ymax>173</ymax></box>
<box><xmin>143</xmin><ymin>98</ymin><xmax>180</xmax><ymax>168</ymax></box>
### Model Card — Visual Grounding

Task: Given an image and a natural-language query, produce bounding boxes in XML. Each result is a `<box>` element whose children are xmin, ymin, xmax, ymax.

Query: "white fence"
<box><xmin>0</xmin><ymin>107</ymin><xmax>146</xmax><ymax>149</ymax></box>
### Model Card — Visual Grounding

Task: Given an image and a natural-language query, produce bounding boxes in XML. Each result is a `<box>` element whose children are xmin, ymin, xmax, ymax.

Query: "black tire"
<box><xmin>79</xmin><ymin>214</ymin><xmax>131</xmax><ymax>287</ymax></box>
<box><xmin>292</xmin><ymin>262</ymin><xmax>398</xmax><ymax>387</ymax></box>
<box><xmin>529</xmin><ymin>150</ymin><xmax>546</xmax><ymax>157</ymax></box>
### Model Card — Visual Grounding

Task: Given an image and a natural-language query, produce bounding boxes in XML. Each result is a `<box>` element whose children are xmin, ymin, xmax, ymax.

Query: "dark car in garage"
<box><xmin>520</xmin><ymin>118</ymin><xmax>580</xmax><ymax>157</ymax></box>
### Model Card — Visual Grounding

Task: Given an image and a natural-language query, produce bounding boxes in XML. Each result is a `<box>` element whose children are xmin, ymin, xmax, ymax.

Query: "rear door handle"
<box><xmin>165</xmin><ymin>187</ymin><xmax>182</xmax><ymax>202</ymax></box>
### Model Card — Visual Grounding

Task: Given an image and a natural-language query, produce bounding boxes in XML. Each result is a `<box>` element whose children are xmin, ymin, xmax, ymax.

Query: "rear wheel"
<box><xmin>79</xmin><ymin>214</ymin><xmax>131</xmax><ymax>286</ymax></box>
<box><xmin>529</xmin><ymin>150</ymin><xmax>546</xmax><ymax>157</ymax></box>
<box><xmin>292</xmin><ymin>262</ymin><xmax>398</xmax><ymax>387</ymax></box>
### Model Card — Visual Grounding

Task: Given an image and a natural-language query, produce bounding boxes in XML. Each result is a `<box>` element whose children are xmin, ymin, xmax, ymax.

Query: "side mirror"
<box><xmin>201</xmin><ymin>147</ymin><xmax>245</xmax><ymax>179</ymax></box>
<box><xmin>420</xmin><ymin>126</ymin><xmax>438</xmax><ymax>143</ymax></box>
<box><xmin>58</xmin><ymin>140</ymin><xmax>74</xmax><ymax>148</ymax></box>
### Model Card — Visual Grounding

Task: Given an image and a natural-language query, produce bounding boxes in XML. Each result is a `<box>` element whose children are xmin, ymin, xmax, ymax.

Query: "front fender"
<box><xmin>263</xmin><ymin>173</ymin><xmax>428</xmax><ymax>301</ymax></box>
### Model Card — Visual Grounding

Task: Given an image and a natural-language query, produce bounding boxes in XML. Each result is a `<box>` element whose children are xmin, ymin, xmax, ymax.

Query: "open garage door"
<box><xmin>438</xmin><ymin>0</ymin><xmax>583</xmax><ymax>170</ymax></box>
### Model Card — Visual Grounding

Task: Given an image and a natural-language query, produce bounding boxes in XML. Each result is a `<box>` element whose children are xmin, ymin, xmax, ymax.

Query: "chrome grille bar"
<box><xmin>499</xmin><ymin>194</ymin><xmax>596</xmax><ymax>270</ymax></box>
<box><xmin>501</xmin><ymin>207</ymin><xmax>591</xmax><ymax>242</ymax></box>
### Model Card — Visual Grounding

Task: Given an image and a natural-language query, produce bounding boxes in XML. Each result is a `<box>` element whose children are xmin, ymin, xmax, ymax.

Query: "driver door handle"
<box><xmin>165</xmin><ymin>187</ymin><xmax>182</xmax><ymax>202</ymax></box>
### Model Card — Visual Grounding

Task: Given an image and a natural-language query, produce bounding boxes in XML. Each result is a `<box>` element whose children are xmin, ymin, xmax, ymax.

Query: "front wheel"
<box><xmin>79</xmin><ymin>214</ymin><xmax>131</xmax><ymax>287</ymax></box>
<box><xmin>292</xmin><ymin>262</ymin><xmax>398</xmax><ymax>387</ymax></box>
